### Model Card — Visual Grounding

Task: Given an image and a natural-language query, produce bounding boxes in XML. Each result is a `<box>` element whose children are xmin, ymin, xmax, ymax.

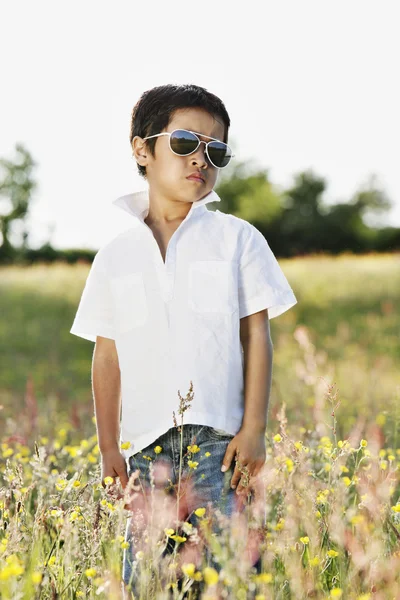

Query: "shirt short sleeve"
<box><xmin>70</xmin><ymin>250</ymin><xmax>116</xmax><ymax>342</ymax></box>
<box><xmin>238</xmin><ymin>223</ymin><xmax>297</xmax><ymax>320</ymax></box>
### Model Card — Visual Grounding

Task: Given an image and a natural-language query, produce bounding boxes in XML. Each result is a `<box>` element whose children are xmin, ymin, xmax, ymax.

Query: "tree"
<box><xmin>278</xmin><ymin>169</ymin><xmax>328</xmax><ymax>255</ymax></box>
<box><xmin>215</xmin><ymin>162</ymin><xmax>283</xmax><ymax>228</ymax></box>
<box><xmin>0</xmin><ymin>143</ymin><xmax>37</xmax><ymax>262</ymax></box>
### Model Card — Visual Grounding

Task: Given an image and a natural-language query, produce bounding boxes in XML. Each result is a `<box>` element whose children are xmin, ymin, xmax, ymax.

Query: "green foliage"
<box><xmin>0</xmin><ymin>253</ymin><xmax>399</xmax><ymax>448</ymax></box>
<box><xmin>2</xmin><ymin>143</ymin><xmax>399</xmax><ymax>266</ymax></box>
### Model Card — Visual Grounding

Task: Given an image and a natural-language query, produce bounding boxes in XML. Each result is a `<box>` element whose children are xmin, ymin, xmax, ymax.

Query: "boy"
<box><xmin>70</xmin><ymin>83</ymin><xmax>297</xmax><ymax>594</ymax></box>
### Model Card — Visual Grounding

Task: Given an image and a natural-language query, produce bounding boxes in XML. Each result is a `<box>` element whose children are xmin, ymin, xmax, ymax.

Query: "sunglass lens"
<box><xmin>208</xmin><ymin>141</ymin><xmax>232</xmax><ymax>168</ymax></box>
<box><xmin>170</xmin><ymin>129</ymin><xmax>199</xmax><ymax>155</ymax></box>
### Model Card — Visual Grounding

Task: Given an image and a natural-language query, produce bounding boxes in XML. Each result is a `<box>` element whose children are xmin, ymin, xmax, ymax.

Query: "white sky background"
<box><xmin>1</xmin><ymin>0</ymin><xmax>399</xmax><ymax>250</ymax></box>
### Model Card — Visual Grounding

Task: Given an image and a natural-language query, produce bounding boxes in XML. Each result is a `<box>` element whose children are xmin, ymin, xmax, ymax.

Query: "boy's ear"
<box><xmin>132</xmin><ymin>136</ymin><xmax>148</xmax><ymax>166</ymax></box>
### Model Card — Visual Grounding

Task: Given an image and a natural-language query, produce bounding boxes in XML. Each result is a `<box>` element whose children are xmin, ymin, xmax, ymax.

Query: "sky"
<box><xmin>1</xmin><ymin>0</ymin><xmax>399</xmax><ymax>250</ymax></box>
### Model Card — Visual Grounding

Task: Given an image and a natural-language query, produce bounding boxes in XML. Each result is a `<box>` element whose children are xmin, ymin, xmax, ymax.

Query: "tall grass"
<box><xmin>1</xmin><ymin>253</ymin><xmax>399</xmax><ymax>597</ymax></box>
<box><xmin>1</xmin><ymin>331</ymin><xmax>400</xmax><ymax>598</ymax></box>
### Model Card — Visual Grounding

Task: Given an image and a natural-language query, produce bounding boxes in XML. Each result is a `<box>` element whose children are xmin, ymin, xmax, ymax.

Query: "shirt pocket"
<box><xmin>188</xmin><ymin>260</ymin><xmax>237</xmax><ymax>314</ymax></box>
<box><xmin>110</xmin><ymin>272</ymin><xmax>148</xmax><ymax>332</ymax></box>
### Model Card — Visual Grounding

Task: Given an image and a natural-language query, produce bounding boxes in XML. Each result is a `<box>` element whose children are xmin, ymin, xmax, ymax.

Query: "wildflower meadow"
<box><xmin>1</xmin><ymin>252</ymin><xmax>400</xmax><ymax>599</ymax></box>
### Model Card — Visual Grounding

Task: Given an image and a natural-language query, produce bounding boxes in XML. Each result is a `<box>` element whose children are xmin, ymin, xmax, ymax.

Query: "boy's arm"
<box><xmin>239</xmin><ymin>308</ymin><xmax>273</xmax><ymax>434</ymax></box>
<box><xmin>92</xmin><ymin>336</ymin><xmax>122</xmax><ymax>453</ymax></box>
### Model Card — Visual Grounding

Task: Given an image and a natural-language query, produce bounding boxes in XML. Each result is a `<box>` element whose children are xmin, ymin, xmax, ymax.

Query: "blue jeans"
<box><xmin>122</xmin><ymin>424</ymin><xmax>266</xmax><ymax>596</ymax></box>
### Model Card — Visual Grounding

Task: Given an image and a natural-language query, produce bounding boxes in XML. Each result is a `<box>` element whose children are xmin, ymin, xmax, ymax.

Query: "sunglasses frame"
<box><xmin>141</xmin><ymin>128</ymin><xmax>235</xmax><ymax>169</ymax></box>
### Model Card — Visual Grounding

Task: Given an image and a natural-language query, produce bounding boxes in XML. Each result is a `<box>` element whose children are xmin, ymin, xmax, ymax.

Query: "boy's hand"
<box><xmin>221</xmin><ymin>427</ymin><xmax>266</xmax><ymax>495</ymax></box>
<box><xmin>101</xmin><ymin>448</ymin><xmax>129</xmax><ymax>502</ymax></box>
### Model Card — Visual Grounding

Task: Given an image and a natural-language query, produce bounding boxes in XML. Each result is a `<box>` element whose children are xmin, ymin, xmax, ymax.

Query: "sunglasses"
<box><xmin>142</xmin><ymin>129</ymin><xmax>235</xmax><ymax>169</ymax></box>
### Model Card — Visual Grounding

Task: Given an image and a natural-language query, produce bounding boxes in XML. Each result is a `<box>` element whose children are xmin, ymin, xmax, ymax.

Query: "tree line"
<box><xmin>0</xmin><ymin>144</ymin><xmax>399</xmax><ymax>265</ymax></box>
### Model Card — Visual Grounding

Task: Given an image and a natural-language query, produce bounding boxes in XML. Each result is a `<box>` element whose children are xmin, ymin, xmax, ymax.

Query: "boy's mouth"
<box><xmin>187</xmin><ymin>175</ymin><xmax>205</xmax><ymax>183</ymax></box>
<box><xmin>186</xmin><ymin>172</ymin><xmax>205</xmax><ymax>183</ymax></box>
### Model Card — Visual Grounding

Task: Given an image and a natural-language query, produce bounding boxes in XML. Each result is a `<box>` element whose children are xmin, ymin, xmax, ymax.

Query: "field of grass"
<box><xmin>1</xmin><ymin>252</ymin><xmax>400</xmax><ymax>598</ymax></box>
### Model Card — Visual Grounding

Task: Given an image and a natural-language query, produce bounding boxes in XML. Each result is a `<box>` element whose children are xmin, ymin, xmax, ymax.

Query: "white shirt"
<box><xmin>70</xmin><ymin>187</ymin><xmax>297</xmax><ymax>461</ymax></box>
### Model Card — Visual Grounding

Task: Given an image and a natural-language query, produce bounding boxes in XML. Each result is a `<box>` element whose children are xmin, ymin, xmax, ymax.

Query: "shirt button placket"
<box><xmin>164</xmin><ymin>243</ymin><xmax>175</xmax><ymax>303</ymax></box>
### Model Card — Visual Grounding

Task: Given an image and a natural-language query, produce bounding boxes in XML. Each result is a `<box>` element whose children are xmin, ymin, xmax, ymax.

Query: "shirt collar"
<box><xmin>111</xmin><ymin>188</ymin><xmax>221</xmax><ymax>222</ymax></box>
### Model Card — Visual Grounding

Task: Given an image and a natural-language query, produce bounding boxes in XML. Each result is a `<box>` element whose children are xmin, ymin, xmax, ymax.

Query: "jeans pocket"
<box><xmin>207</xmin><ymin>426</ymin><xmax>235</xmax><ymax>440</ymax></box>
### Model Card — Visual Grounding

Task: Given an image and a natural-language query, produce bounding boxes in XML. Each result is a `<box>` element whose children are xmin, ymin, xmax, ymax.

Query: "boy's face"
<box><xmin>133</xmin><ymin>107</ymin><xmax>226</xmax><ymax>204</ymax></box>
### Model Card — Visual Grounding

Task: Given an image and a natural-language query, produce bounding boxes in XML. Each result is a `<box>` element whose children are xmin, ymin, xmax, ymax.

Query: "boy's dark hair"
<box><xmin>129</xmin><ymin>83</ymin><xmax>231</xmax><ymax>179</ymax></box>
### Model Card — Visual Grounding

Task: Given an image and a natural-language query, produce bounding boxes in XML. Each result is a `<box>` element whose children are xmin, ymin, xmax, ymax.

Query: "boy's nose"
<box><xmin>190</xmin><ymin>143</ymin><xmax>208</xmax><ymax>167</ymax></box>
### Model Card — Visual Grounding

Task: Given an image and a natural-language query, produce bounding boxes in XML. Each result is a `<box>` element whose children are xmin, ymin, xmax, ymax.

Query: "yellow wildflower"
<box><xmin>285</xmin><ymin>458</ymin><xmax>294</xmax><ymax>472</ymax></box>
<box><xmin>254</xmin><ymin>572</ymin><xmax>273</xmax><ymax>583</ymax></box>
<box><xmin>375</xmin><ymin>413</ymin><xmax>386</xmax><ymax>426</ymax></box>
<box><xmin>360</xmin><ymin>439</ymin><xmax>368</xmax><ymax>447</ymax></box>
<box><xmin>154</xmin><ymin>445</ymin><xmax>162</xmax><ymax>454</ymax></box>
<box><xmin>31</xmin><ymin>572</ymin><xmax>42</xmax><ymax>584</ymax></box>
<box><xmin>350</xmin><ymin>515</ymin><xmax>364</xmax><ymax>525</ymax></box>
<box><xmin>120</xmin><ymin>442</ymin><xmax>131</xmax><ymax>450</ymax></box>
<box><xmin>187</xmin><ymin>444</ymin><xmax>200</xmax><ymax>454</ymax></box>
<box><xmin>203</xmin><ymin>566</ymin><xmax>219</xmax><ymax>586</ymax></box>
<box><xmin>67</xmin><ymin>447</ymin><xmax>79</xmax><ymax>458</ymax></box>
<box><xmin>194</xmin><ymin>507</ymin><xmax>206</xmax><ymax>518</ymax></box>
<box><xmin>182</xmin><ymin>563</ymin><xmax>196</xmax><ymax>578</ymax></box>
<box><xmin>85</xmin><ymin>568</ymin><xmax>97</xmax><ymax>578</ymax></box>
<box><xmin>330</xmin><ymin>589</ymin><xmax>343</xmax><ymax>598</ymax></box>
<box><xmin>309</xmin><ymin>556</ymin><xmax>320</xmax><ymax>567</ymax></box>
<box><xmin>273</xmin><ymin>434</ymin><xmax>282</xmax><ymax>443</ymax></box>
<box><xmin>299</xmin><ymin>536</ymin><xmax>309</xmax><ymax>544</ymax></box>
<box><xmin>188</xmin><ymin>460</ymin><xmax>199</xmax><ymax>469</ymax></box>
<box><xmin>170</xmin><ymin>535</ymin><xmax>187</xmax><ymax>543</ymax></box>
<box><xmin>103</xmin><ymin>476</ymin><xmax>114</xmax><ymax>486</ymax></box>
<box><xmin>320</xmin><ymin>436</ymin><xmax>332</xmax><ymax>446</ymax></box>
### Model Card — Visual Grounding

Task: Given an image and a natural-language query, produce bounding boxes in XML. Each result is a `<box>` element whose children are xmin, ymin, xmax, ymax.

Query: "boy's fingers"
<box><xmin>221</xmin><ymin>443</ymin><xmax>236</xmax><ymax>472</ymax></box>
<box><xmin>230</xmin><ymin>466</ymin><xmax>242</xmax><ymax>489</ymax></box>
<box><xmin>118</xmin><ymin>468</ymin><xmax>129</xmax><ymax>490</ymax></box>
